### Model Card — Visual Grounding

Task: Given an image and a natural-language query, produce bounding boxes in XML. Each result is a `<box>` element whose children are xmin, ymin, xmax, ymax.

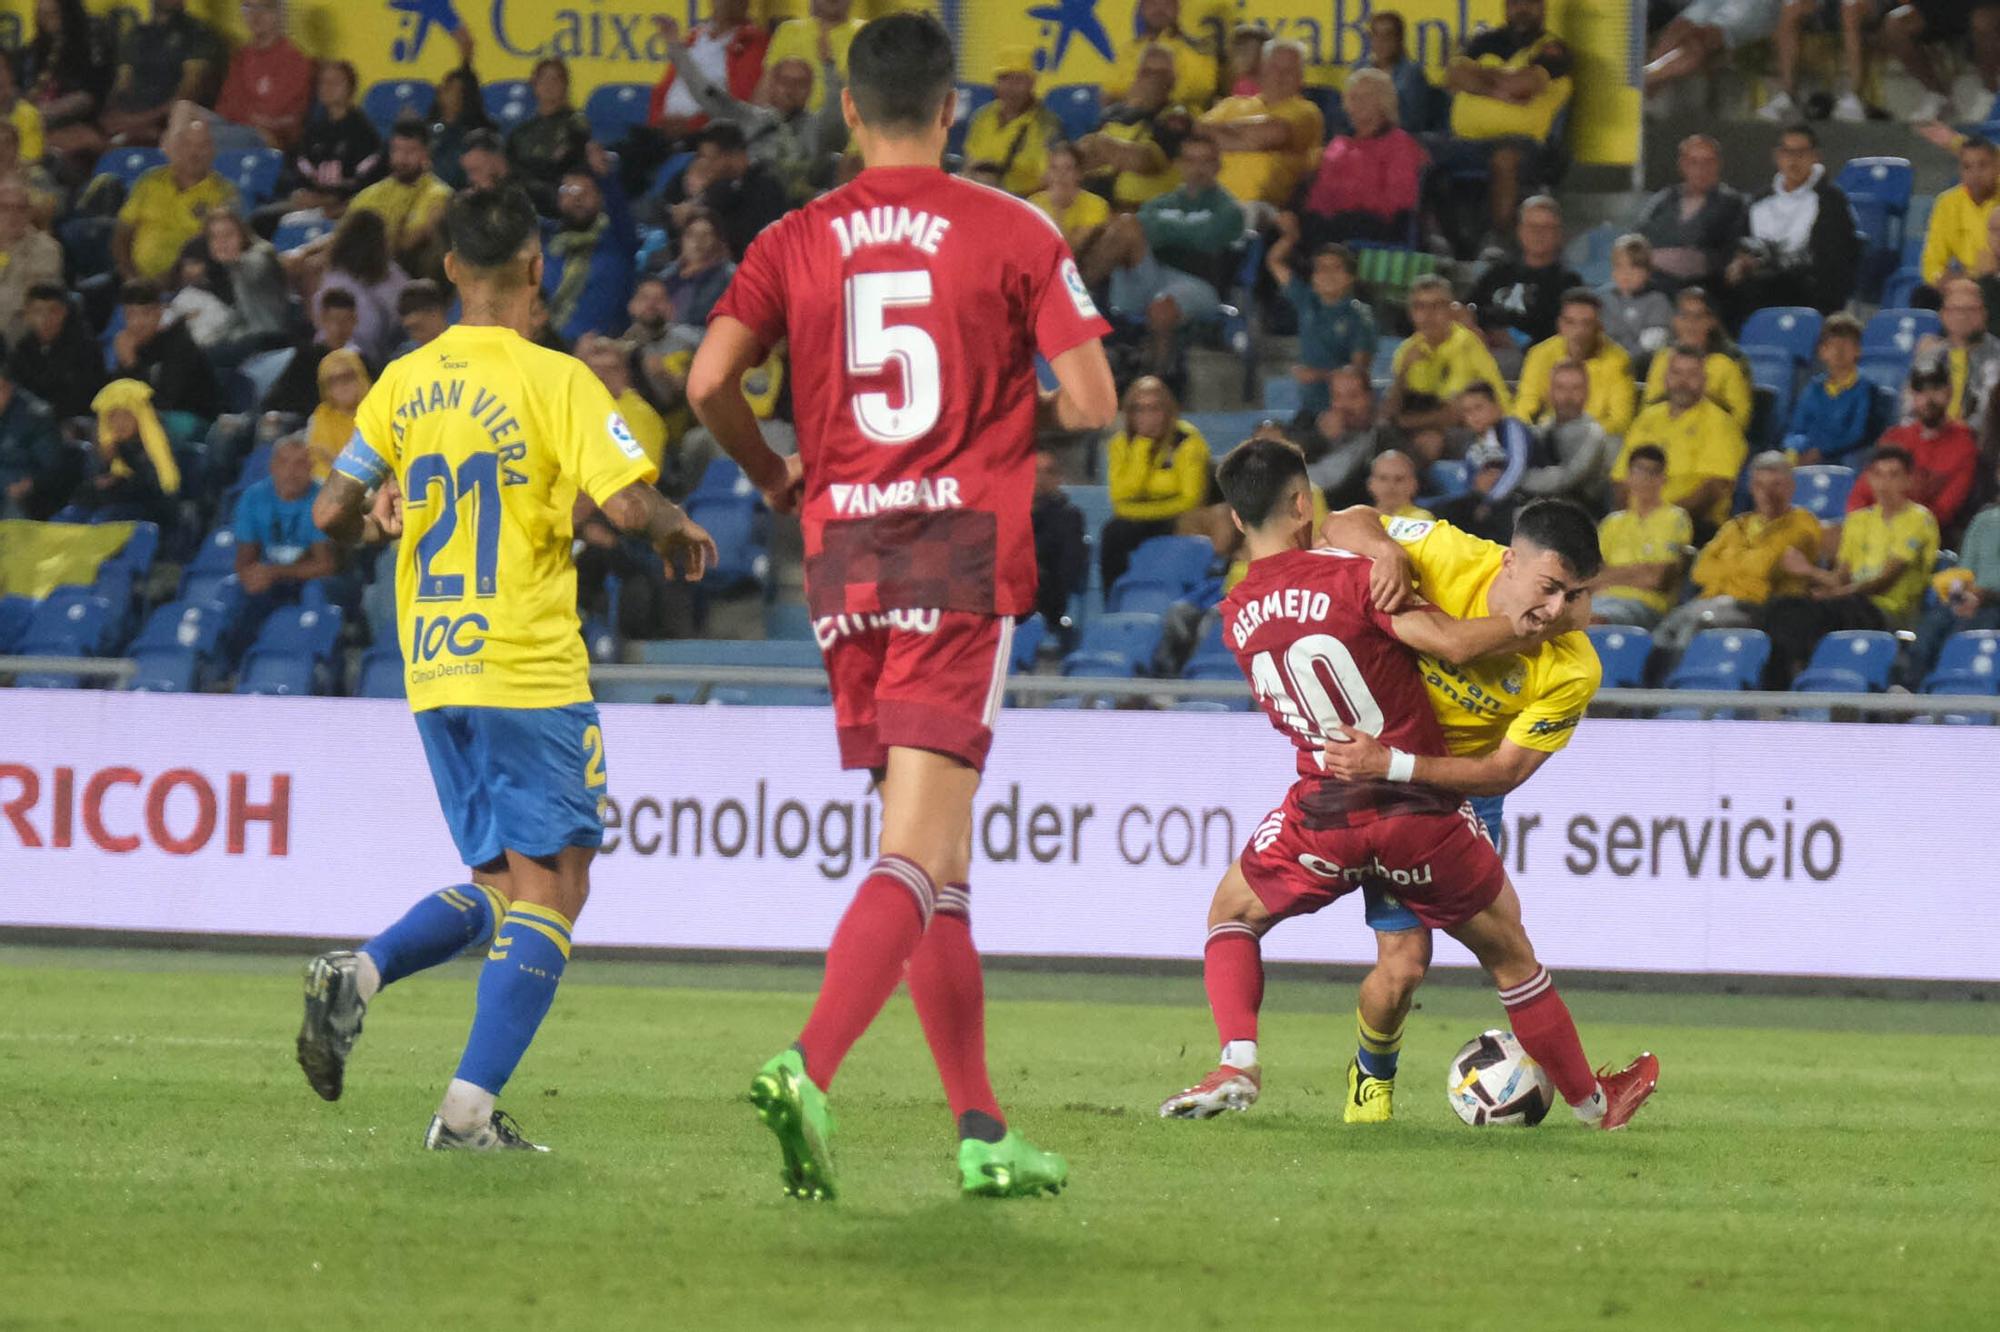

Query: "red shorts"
<box><xmin>818</xmin><ymin>610</ymin><xmax>1013</xmax><ymax>772</ymax></box>
<box><xmin>1239</xmin><ymin>784</ymin><xmax>1506</xmax><ymax>931</ymax></box>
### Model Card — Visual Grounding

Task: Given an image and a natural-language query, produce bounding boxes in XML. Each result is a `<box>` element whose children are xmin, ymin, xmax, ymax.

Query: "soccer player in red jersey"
<box><xmin>687</xmin><ymin>12</ymin><xmax>1118</xmax><ymax>1200</ymax></box>
<box><xmin>1157</xmin><ymin>438</ymin><xmax>1659</xmax><ymax>1130</ymax></box>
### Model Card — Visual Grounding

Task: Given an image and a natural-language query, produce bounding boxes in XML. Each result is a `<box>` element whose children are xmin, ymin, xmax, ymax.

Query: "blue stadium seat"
<box><xmin>1045</xmin><ymin>84</ymin><xmax>1102</xmax><ymax>141</ymax></box>
<box><xmin>98</xmin><ymin>521</ymin><xmax>160</xmax><ymax>580</ymax></box>
<box><xmin>272</xmin><ymin>216</ymin><xmax>335</xmax><ymax>254</ymax></box>
<box><xmin>1106</xmin><ymin>579</ymin><xmax>1184</xmax><ymax>616</ymax></box>
<box><xmin>18</xmin><ymin>590</ymin><xmax>116</xmax><ymax>656</ymax></box>
<box><xmin>188</xmin><ymin>526</ymin><xmax>239</xmax><ymax>574</ymax></box>
<box><xmin>1792</xmin><ymin>465</ymin><xmax>1855</xmax><ymax>521</ymax></box>
<box><xmin>216</xmin><ymin>147</ymin><xmax>284</xmax><ymax>207</ymax></box>
<box><xmin>585</xmin><ymin>82</ymin><xmax>653</xmax><ymax>142</ymax></box>
<box><xmin>235</xmin><ymin>646</ymin><xmax>317</xmax><ymax>696</ymax></box>
<box><xmin>1739</xmin><ymin>308</ymin><xmax>1822</xmax><ymax>367</ymax></box>
<box><xmin>1424</xmin><ymin>460</ymin><xmax>1472</xmax><ymax>499</ymax></box>
<box><xmin>0</xmin><ymin>595</ymin><xmax>35</xmax><ymax>651</ymax></box>
<box><xmin>1262</xmin><ymin>375</ymin><xmax>1302</xmax><ymax>414</ymax></box>
<box><xmin>1862</xmin><ymin>308</ymin><xmax>1941</xmax><ymax>358</ymax></box>
<box><xmin>1585</xmin><ymin>625</ymin><xmax>1651</xmax><ymax>689</ymax></box>
<box><xmin>685</xmin><ymin>496</ymin><xmax>768</xmax><ymax>591</ymax></box>
<box><xmin>1011</xmin><ymin>612</ymin><xmax>1048</xmax><ymax>671</ymax></box>
<box><xmin>1922</xmin><ymin>630</ymin><xmax>2000</xmax><ymax>694</ymax></box>
<box><xmin>1121</xmin><ymin>535</ymin><xmax>1214</xmax><ymax>591</ymax></box>
<box><xmin>1902</xmin><ymin>195</ymin><xmax>1933</xmax><ymax>264</ymax></box>
<box><xmin>1667</xmin><ymin>629</ymin><xmax>1770</xmax><ymax>691</ymax></box>
<box><xmin>1881</xmin><ymin>266</ymin><xmax>1924</xmax><ymax>312</ymax></box>
<box><xmin>177</xmin><ymin>571</ymin><xmax>243</xmax><ymax>619</ymax></box>
<box><xmin>1836</xmin><ymin>156</ymin><xmax>1914</xmax><ymax>214</ymax></box>
<box><xmin>94</xmin><ymin>146</ymin><xmax>166</xmax><ymax>188</ymax></box>
<box><xmin>1793</xmin><ymin>630</ymin><xmax>1897</xmax><ymax>693</ymax></box>
<box><xmin>764</xmin><ymin>600</ymin><xmax>816</xmax><ymax>642</ymax></box>
<box><xmin>1301</xmin><ymin>84</ymin><xmax>1346</xmax><ymax>138</ymax></box>
<box><xmin>1184</xmin><ymin>410</ymin><xmax>1274</xmax><ymax>448</ymax></box>
<box><xmin>127</xmin><ymin>645</ymin><xmax>199</xmax><ymax>693</ymax></box>
<box><xmin>253</xmin><ymin>605</ymin><xmax>344</xmax><ymax>662</ymax></box>
<box><xmin>1182</xmin><ymin>657</ymin><xmax>1242</xmax><ymax>683</ymax></box>
<box><xmin>1564</xmin><ymin>222</ymin><xmax>1618</xmax><ymax>289</ymax></box>
<box><xmin>1858</xmin><ymin>350</ymin><xmax>1913</xmax><ymax>393</ymax></box>
<box><xmin>691</xmin><ymin>455</ymin><xmax>757</xmax><ymax>501</ymax></box>
<box><xmin>1847</xmin><ymin>196</ymin><xmax>1895</xmax><ymax>300</ymax></box>
<box><xmin>1183</xmin><ymin>616</ymin><xmax>1232</xmax><ymax>675</ymax></box>
<box><xmin>483</xmin><ymin>80</ymin><xmax>535</xmax><ymax>131</ymax></box>
<box><xmin>356</xmin><ymin>645</ymin><xmax>406</xmax><ymax>699</ymax></box>
<box><xmin>362</xmin><ymin>79</ymin><xmax>436</xmax><ymax>133</ymax></box>
<box><xmin>1061</xmin><ymin>612</ymin><xmax>1164</xmax><ymax>678</ymax></box>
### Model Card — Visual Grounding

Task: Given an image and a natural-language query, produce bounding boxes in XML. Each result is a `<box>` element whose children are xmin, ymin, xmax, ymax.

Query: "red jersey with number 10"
<box><xmin>711</xmin><ymin>166</ymin><xmax>1110</xmax><ymax>619</ymax></box>
<box><xmin>1223</xmin><ymin>548</ymin><xmax>1458</xmax><ymax>826</ymax></box>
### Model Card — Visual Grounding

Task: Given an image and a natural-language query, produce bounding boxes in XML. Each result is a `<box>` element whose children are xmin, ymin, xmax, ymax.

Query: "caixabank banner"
<box><xmin>0</xmin><ymin>1</ymin><xmax>1642</xmax><ymax>166</ymax></box>
<box><xmin>3</xmin><ymin>690</ymin><xmax>1995</xmax><ymax>981</ymax></box>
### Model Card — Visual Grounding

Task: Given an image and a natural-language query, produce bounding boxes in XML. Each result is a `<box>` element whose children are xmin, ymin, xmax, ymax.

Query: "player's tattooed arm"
<box><xmin>311</xmin><ymin>473</ymin><xmax>402</xmax><ymax>547</ymax></box>
<box><xmin>600</xmin><ymin>481</ymin><xmax>719</xmax><ymax>581</ymax></box>
<box><xmin>1320</xmin><ymin>506</ymin><xmax>1417</xmax><ymax>612</ymax></box>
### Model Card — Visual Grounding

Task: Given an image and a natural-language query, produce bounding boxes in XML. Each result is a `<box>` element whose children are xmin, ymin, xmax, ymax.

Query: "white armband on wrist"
<box><xmin>1385</xmin><ymin>749</ymin><xmax>1417</xmax><ymax>783</ymax></box>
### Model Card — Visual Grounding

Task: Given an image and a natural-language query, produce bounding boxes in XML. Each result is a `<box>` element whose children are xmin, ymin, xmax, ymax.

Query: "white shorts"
<box><xmin>1679</xmin><ymin>0</ymin><xmax>1783</xmax><ymax>48</ymax></box>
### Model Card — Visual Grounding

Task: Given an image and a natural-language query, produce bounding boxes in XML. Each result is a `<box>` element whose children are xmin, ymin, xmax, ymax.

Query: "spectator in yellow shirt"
<box><xmin>1198</xmin><ymin>40</ymin><xmax>1322</xmax><ymax>209</ymax></box>
<box><xmin>1764</xmin><ymin>445</ymin><xmax>1939</xmax><ymax>685</ymax></box>
<box><xmin>1653</xmin><ymin>450</ymin><xmax>1822</xmax><ymax>652</ymax></box>
<box><xmin>1366</xmin><ymin>448</ymin><xmax>1435</xmax><ymax>522</ymax></box>
<box><xmin>1029</xmin><ymin>142</ymin><xmax>1111</xmax><ymax>256</ymax></box>
<box><xmin>580</xmin><ymin>333</ymin><xmax>670</xmax><ymax>471</ymax></box>
<box><xmin>113</xmin><ymin>118</ymin><xmax>236</xmax><ymax>282</ymax></box>
<box><xmin>1076</xmin><ymin>45</ymin><xmax>1187</xmax><ymax>208</ymax></box>
<box><xmin>1615</xmin><ymin>346</ymin><xmax>1748</xmax><ymax>532</ymax></box>
<box><xmin>1103</xmin><ymin>0</ymin><xmax>1219</xmax><ymax>110</ymax></box>
<box><xmin>960</xmin><ymin>48</ymin><xmax>1060</xmax><ymax>197</ymax></box>
<box><xmin>346</xmin><ymin>121</ymin><xmax>454</xmax><ymax>283</ymax></box>
<box><xmin>1640</xmin><ymin>286</ymin><xmax>1752</xmax><ymax>429</ymax></box>
<box><xmin>1514</xmin><ymin>288</ymin><xmax>1637</xmax><ymax>437</ymax></box>
<box><xmin>1446</xmin><ymin>0</ymin><xmax>1573</xmax><ymax>238</ymax></box>
<box><xmin>765</xmin><ymin>0</ymin><xmax>863</xmax><ymax>113</ymax></box>
<box><xmin>1388</xmin><ymin>274</ymin><xmax>1511</xmax><ymax>450</ymax></box>
<box><xmin>1592</xmin><ymin>445</ymin><xmax>1692</xmax><ymax>628</ymax></box>
<box><xmin>1101</xmin><ymin>376</ymin><xmax>1213</xmax><ymax>588</ymax></box>
<box><xmin>1919</xmin><ymin>136</ymin><xmax>2000</xmax><ymax>298</ymax></box>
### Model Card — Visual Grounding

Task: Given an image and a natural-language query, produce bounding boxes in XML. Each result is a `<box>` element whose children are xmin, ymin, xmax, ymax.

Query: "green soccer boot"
<box><xmin>957</xmin><ymin>1131</ymin><xmax>1069</xmax><ymax>1199</ymax></box>
<box><xmin>749</xmin><ymin>1049</ymin><xmax>838</xmax><ymax>1201</ymax></box>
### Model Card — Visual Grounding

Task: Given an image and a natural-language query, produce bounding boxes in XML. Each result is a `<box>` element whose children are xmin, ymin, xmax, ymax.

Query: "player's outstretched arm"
<box><xmin>1321</xmin><ymin>505</ymin><xmax>1416</xmax><ymax>612</ymax></box>
<box><xmin>311</xmin><ymin>472</ymin><xmax>400</xmax><ymax>548</ymax></box>
<box><xmin>688</xmin><ymin>316</ymin><xmax>799</xmax><ymax>512</ymax></box>
<box><xmin>1037</xmin><ymin>341</ymin><xmax>1120</xmax><ymax>434</ymax></box>
<box><xmin>1388</xmin><ymin>603</ymin><xmax>1546</xmax><ymax>667</ymax></box>
<box><xmin>600</xmin><ymin>481</ymin><xmax>718</xmax><ymax>581</ymax></box>
<box><xmin>1322</xmin><ymin>727</ymin><xmax>1552</xmax><ymax>798</ymax></box>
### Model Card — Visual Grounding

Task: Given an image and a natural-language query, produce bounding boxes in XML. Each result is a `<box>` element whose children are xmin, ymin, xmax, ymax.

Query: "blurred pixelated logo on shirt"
<box><xmin>389</xmin><ymin>0</ymin><xmax>464</xmax><ymax>63</ymax></box>
<box><xmin>1025</xmin><ymin>0</ymin><xmax>1115</xmax><ymax>70</ymax></box>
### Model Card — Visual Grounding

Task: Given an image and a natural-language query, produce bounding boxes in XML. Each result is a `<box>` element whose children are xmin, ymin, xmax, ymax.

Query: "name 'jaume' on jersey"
<box><xmin>828</xmin><ymin>475</ymin><xmax>964</xmax><ymax>516</ymax></box>
<box><xmin>829</xmin><ymin>206</ymin><xmax>952</xmax><ymax>258</ymax></box>
<box><xmin>1231</xmin><ymin>586</ymin><xmax>1336</xmax><ymax>649</ymax></box>
<box><xmin>391</xmin><ymin>379</ymin><xmax>531</xmax><ymax>485</ymax></box>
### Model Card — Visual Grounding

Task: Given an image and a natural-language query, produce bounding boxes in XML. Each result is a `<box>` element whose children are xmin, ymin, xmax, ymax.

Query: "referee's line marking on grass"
<box><xmin>0</xmin><ymin>1032</ymin><xmax>262</xmax><ymax>1048</ymax></box>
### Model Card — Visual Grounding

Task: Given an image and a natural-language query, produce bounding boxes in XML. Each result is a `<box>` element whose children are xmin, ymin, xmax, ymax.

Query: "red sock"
<box><xmin>906</xmin><ymin>884</ymin><xmax>1003</xmax><ymax>1127</ymax></box>
<box><xmin>1204</xmin><ymin>923</ymin><xmax>1264</xmax><ymax>1049</ymax></box>
<box><xmin>1500</xmin><ymin>967</ymin><xmax>1600</xmax><ymax>1106</ymax></box>
<box><xmin>796</xmin><ymin>856</ymin><xmax>934</xmax><ymax>1089</ymax></box>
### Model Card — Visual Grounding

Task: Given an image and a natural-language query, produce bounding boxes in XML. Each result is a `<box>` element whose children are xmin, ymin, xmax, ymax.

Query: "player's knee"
<box><xmin>1207</xmin><ymin>868</ymin><xmax>1271</xmax><ymax>932</ymax></box>
<box><xmin>1373</xmin><ymin>937</ymin><xmax>1431</xmax><ymax>996</ymax></box>
<box><xmin>1147</xmin><ymin>295</ymin><xmax>1182</xmax><ymax>330</ymax></box>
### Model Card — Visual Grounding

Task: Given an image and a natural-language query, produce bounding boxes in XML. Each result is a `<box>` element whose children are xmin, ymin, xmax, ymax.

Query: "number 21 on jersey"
<box><xmin>845</xmin><ymin>271</ymin><xmax>941</xmax><ymax>444</ymax></box>
<box><xmin>1248</xmin><ymin>633</ymin><xmax>1386</xmax><ymax>764</ymax></box>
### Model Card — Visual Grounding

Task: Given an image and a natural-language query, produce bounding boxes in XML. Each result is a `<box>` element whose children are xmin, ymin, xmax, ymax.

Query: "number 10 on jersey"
<box><xmin>845</xmin><ymin>271</ymin><xmax>942</xmax><ymax>444</ymax></box>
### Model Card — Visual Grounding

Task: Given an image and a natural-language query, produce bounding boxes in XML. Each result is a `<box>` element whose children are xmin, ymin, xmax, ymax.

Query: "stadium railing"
<box><xmin>11</xmin><ymin>655</ymin><xmax>1998</xmax><ymax>720</ymax></box>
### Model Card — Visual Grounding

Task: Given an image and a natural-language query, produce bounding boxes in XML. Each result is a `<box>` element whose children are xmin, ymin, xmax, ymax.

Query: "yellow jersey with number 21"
<box><xmin>335</xmin><ymin>325</ymin><xmax>658</xmax><ymax>713</ymax></box>
<box><xmin>1381</xmin><ymin>514</ymin><xmax>1601</xmax><ymax>757</ymax></box>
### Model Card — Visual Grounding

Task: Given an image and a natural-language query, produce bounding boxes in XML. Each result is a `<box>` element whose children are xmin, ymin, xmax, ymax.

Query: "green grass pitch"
<box><xmin>1</xmin><ymin>945</ymin><xmax>1993</xmax><ymax>1330</ymax></box>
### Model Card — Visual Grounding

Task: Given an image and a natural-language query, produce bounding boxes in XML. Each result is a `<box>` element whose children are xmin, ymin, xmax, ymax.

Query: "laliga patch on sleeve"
<box><xmin>607</xmin><ymin>411</ymin><xmax>644</xmax><ymax>461</ymax></box>
<box><xmin>1385</xmin><ymin>517</ymin><xmax>1434</xmax><ymax>544</ymax></box>
<box><xmin>1061</xmin><ymin>258</ymin><xmax>1100</xmax><ymax>320</ymax></box>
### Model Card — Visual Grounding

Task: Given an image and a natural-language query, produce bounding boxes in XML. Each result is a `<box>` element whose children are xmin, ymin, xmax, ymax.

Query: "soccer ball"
<box><xmin>1446</xmin><ymin>1030</ymin><xmax>1553</xmax><ymax>1126</ymax></box>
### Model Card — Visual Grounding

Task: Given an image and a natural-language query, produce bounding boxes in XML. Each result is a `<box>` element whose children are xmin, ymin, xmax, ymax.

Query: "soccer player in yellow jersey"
<box><xmin>294</xmin><ymin>186</ymin><xmax>717</xmax><ymax>1152</ymax></box>
<box><xmin>1317</xmin><ymin>498</ymin><xmax>1602</xmax><ymax>1123</ymax></box>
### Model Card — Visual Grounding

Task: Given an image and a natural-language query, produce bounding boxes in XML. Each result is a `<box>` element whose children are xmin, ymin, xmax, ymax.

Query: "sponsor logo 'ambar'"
<box><xmin>0</xmin><ymin>765</ymin><xmax>291</xmax><ymax>856</ymax></box>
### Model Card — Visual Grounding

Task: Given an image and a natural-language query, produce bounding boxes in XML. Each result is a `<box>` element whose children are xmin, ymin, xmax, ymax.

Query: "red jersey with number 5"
<box><xmin>711</xmin><ymin>166</ymin><xmax>1111</xmax><ymax>619</ymax></box>
<box><xmin>1223</xmin><ymin>548</ymin><xmax>1458</xmax><ymax>824</ymax></box>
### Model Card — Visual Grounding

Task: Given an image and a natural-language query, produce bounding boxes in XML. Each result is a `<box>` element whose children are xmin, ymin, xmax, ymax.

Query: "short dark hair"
<box><xmin>461</xmin><ymin>128</ymin><xmax>505</xmax><ymax>157</ymax></box>
<box><xmin>1559</xmin><ymin>286</ymin><xmax>1602</xmax><ymax>313</ymax></box>
<box><xmin>1626</xmin><ymin>444</ymin><xmax>1667</xmax><ymax>472</ymax></box>
<box><xmin>321</xmin><ymin>59</ymin><xmax>359</xmax><ymax>97</ymax></box>
<box><xmin>317</xmin><ymin>287</ymin><xmax>357</xmax><ymax>313</ymax></box>
<box><xmin>397</xmin><ymin>278</ymin><xmax>447</xmax><ymax>315</ymax></box>
<box><xmin>1820</xmin><ymin>312</ymin><xmax>1863</xmax><ymax>345</ymax></box>
<box><xmin>847</xmin><ymin>11</ymin><xmax>956</xmax><ymax>133</ymax></box>
<box><xmin>1513</xmin><ymin>498</ymin><xmax>1602</xmax><ymax>581</ymax></box>
<box><xmin>1870</xmin><ymin>445</ymin><xmax>1914</xmax><ymax>471</ymax></box>
<box><xmin>1371</xmin><ymin>10</ymin><xmax>1406</xmax><ymax>38</ymax></box>
<box><xmin>1780</xmin><ymin>122</ymin><xmax>1817</xmax><ymax>148</ymax></box>
<box><xmin>446</xmin><ymin>185</ymin><xmax>542</xmax><ymax>273</ymax></box>
<box><xmin>1310</xmin><ymin>242</ymin><xmax>1356</xmax><ymax>276</ymax></box>
<box><xmin>1963</xmin><ymin>135</ymin><xmax>1997</xmax><ymax>157</ymax></box>
<box><xmin>1217</xmin><ymin>436</ymin><xmax>1309</xmax><ymax>529</ymax></box>
<box><xmin>698</xmin><ymin>121</ymin><xmax>748</xmax><ymax>154</ymax></box>
<box><xmin>390</xmin><ymin>116</ymin><xmax>432</xmax><ymax>149</ymax></box>
<box><xmin>1458</xmin><ymin>381</ymin><xmax>1499</xmax><ymax>404</ymax></box>
<box><xmin>25</xmin><ymin>281</ymin><xmax>66</xmax><ymax>305</ymax></box>
<box><xmin>118</xmin><ymin>279</ymin><xmax>161</xmax><ymax>308</ymax></box>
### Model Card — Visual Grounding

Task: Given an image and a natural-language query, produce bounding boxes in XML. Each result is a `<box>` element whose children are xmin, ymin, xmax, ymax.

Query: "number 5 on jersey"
<box><xmin>846</xmin><ymin>271</ymin><xmax>941</xmax><ymax>444</ymax></box>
